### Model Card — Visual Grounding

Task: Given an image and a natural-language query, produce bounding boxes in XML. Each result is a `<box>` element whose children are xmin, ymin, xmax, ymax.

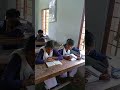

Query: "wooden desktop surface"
<box><xmin>0</xmin><ymin>35</ymin><xmax>26</xmax><ymax>45</ymax></box>
<box><xmin>35</xmin><ymin>59</ymin><xmax>85</xmax><ymax>84</ymax></box>
<box><xmin>35</xmin><ymin>41</ymin><xmax>46</xmax><ymax>46</ymax></box>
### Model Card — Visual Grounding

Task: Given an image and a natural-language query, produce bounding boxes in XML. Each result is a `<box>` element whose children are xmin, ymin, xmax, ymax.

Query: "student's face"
<box><xmin>66</xmin><ymin>45</ymin><xmax>73</xmax><ymax>50</ymax></box>
<box><xmin>38</xmin><ymin>33</ymin><xmax>43</xmax><ymax>36</ymax></box>
<box><xmin>46</xmin><ymin>48</ymin><xmax>53</xmax><ymax>54</ymax></box>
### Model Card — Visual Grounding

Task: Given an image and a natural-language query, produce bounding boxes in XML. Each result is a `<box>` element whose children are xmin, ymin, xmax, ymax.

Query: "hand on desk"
<box><xmin>77</xmin><ymin>56</ymin><xmax>80</xmax><ymax>60</ymax></box>
<box><xmin>47</xmin><ymin>57</ymin><xmax>55</xmax><ymax>62</ymax></box>
<box><xmin>64</xmin><ymin>56</ymin><xmax>72</xmax><ymax>61</ymax></box>
<box><xmin>99</xmin><ymin>73</ymin><xmax>110</xmax><ymax>80</ymax></box>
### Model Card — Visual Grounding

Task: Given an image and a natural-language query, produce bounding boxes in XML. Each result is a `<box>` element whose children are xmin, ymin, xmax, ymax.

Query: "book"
<box><xmin>46</xmin><ymin>61</ymin><xmax>62</xmax><ymax>67</ymax></box>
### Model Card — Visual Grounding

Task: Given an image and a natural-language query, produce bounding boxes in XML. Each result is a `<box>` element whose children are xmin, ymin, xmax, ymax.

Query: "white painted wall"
<box><xmin>48</xmin><ymin>0</ymin><xmax>84</xmax><ymax>47</ymax></box>
<box><xmin>35</xmin><ymin>0</ymin><xmax>49</xmax><ymax>34</ymax></box>
<box><xmin>86</xmin><ymin>0</ymin><xmax>110</xmax><ymax>51</ymax></box>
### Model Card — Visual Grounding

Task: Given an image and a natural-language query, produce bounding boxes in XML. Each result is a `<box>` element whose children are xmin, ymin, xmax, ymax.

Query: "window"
<box><xmin>42</xmin><ymin>9</ymin><xmax>49</xmax><ymax>35</ymax></box>
<box><xmin>104</xmin><ymin>0</ymin><xmax>120</xmax><ymax>56</ymax></box>
<box><xmin>16</xmin><ymin>0</ymin><xmax>25</xmax><ymax>19</ymax></box>
<box><xmin>78</xmin><ymin>15</ymin><xmax>85</xmax><ymax>50</ymax></box>
<box><xmin>16</xmin><ymin>0</ymin><xmax>32</xmax><ymax>22</ymax></box>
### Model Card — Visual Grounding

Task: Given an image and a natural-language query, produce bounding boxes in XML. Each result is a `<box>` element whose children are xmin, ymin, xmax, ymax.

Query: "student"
<box><xmin>85</xmin><ymin>30</ymin><xmax>110</xmax><ymax>82</ymax></box>
<box><xmin>36</xmin><ymin>29</ymin><xmax>45</xmax><ymax>42</ymax></box>
<box><xmin>88</xmin><ymin>49</ymin><xmax>109</xmax><ymax>68</ymax></box>
<box><xmin>0</xmin><ymin>9</ymin><xmax>24</xmax><ymax>37</ymax></box>
<box><xmin>35</xmin><ymin>40</ymin><xmax>63</xmax><ymax>89</ymax></box>
<box><xmin>58</xmin><ymin>39</ymin><xmax>80</xmax><ymax>78</ymax></box>
<box><xmin>1</xmin><ymin>35</ymin><xmax>35</xmax><ymax>90</ymax></box>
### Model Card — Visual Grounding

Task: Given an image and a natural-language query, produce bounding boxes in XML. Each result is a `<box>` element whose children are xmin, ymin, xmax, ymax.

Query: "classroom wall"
<box><xmin>35</xmin><ymin>0</ymin><xmax>49</xmax><ymax>34</ymax></box>
<box><xmin>86</xmin><ymin>0</ymin><xmax>110</xmax><ymax>51</ymax></box>
<box><xmin>48</xmin><ymin>0</ymin><xmax>84</xmax><ymax>47</ymax></box>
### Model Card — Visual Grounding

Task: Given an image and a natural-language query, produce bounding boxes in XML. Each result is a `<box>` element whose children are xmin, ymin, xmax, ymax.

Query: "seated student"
<box><xmin>35</xmin><ymin>40</ymin><xmax>63</xmax><ymax>64</ymax></box>
<box><xmin>59</xmin><ymin>39</ymin><xmax>80</xmax><ymax>60</ymax></box>
<box><xmin>88</xmin><ymin>49</ymin><xmax>109</xmax><ymax>68</ymax></box>
<box><xmin>36</xmin><ymin>30</ymin><xmax>45</xmax><ymax>42</ymax></box>
<box><xmin>85</xmin><ymin>30</ymin><xmax>110</xmax><ymax>82</ymax></box>
<box><xmin>0</xmin><ymin>9</ymin><xmax>24</xmax><ymax>37</ymax></box>
<box><xmin>1</xmin><ymin>35</ymin><xmax>35</xmax><ymax>90</ymax></box>
<box><xmin>58</xmin><ymin>39</ymin><xmax>80</xmax><ymax>78</ymax></box>
<box><xmin>35</xmin><ymin>40</ymin><xmax>63</xmax><ymax>89</ymax></box>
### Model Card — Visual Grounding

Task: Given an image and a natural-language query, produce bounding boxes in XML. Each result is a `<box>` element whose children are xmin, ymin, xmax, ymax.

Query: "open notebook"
<box><xmin>46</xmin><ymin>61</ymin><xmax>62</xmax><ymax>67</ymax></box>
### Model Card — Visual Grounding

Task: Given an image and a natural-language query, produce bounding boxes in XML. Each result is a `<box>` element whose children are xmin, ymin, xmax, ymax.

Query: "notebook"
<box><xmin>46</xmin><ymin>61</ymin><xmax>62</xmax><ymax>67</ymax></box>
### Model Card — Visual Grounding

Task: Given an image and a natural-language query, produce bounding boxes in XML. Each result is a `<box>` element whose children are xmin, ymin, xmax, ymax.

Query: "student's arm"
<box><xmin>1</xmin><ymin>54</ymin><xmax>23</xmax><ymax>89</ymax></box>
<box><xmin>71</xmin><ymin>47</ymin><xmax>81</xmax><ymax>59</ymax></box>
<box><xmin>35</xmin><ymin>49</ymin><xmax>45</xmax><ymax>64</ymax></box>
<box><xmin>53</xmin><ymin>49</ymin><xmax>63</xmax><ymax>60</ymax></box>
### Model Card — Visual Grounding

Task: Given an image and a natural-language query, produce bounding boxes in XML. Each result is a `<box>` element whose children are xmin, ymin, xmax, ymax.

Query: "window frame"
<box><xmin>78</xmin><ymin>8</ymin><xmax>85</xmax><ymax>50</ymax></box>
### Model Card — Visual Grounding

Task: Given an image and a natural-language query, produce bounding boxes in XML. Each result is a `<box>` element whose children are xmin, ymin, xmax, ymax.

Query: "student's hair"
<box><xmin>24</xmin><ymin>35</ymin><xmax>35</xmax><ymax>51</ymax></box>
<box><xmin>38</xmin><ymin>30</ymin><xmax>43</xmax><ymax>34</ymax></box>
<box><xmin>6</xmin><ymin>9</ymin><xmax>20</xmax><ymax>18</ymax></box>
<box><xmin>85</xmin><ymin>30</ymin><xmax>95</xmax><ymax>49</ymax></box>
<box><xmin>66</xmin><ymin>39</ymin><xmax>74</xmax><ymax>46</ymax></box>
<box><xmin>45</xmin><ymin>40</ymin><xmax>54</xmax><ymax>48</ymax></box>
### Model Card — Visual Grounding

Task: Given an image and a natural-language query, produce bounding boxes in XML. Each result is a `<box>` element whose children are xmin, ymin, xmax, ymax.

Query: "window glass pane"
<box><xmin>113</xmin><ymin>3</ymin><xmax>120</xmax><ymax>17</ymax></box>
<box><xmin>110</xmin><ymin>17</ymin><xmax>119</xmax><ymax>32</ymax></box>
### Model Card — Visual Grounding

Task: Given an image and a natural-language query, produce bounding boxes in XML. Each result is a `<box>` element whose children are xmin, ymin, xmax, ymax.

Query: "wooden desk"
<box><xmin>0</xmin><ymin>36</ymin><xmax>26</xmax><ymax>45</ymax></box>
<box><xmin>35</xmin><ymin>41</ymin><xmax>45</xmax><ymax>46</ymax></box>
<box><xmin>86</xmin><ymin>56</ymin><xmax>120</xmax><ymax>90</ymax></box>
<box><xmin>35</xmin><ymin>59</ymin><xmax>85</xmax><ymax>84</ymax></box>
